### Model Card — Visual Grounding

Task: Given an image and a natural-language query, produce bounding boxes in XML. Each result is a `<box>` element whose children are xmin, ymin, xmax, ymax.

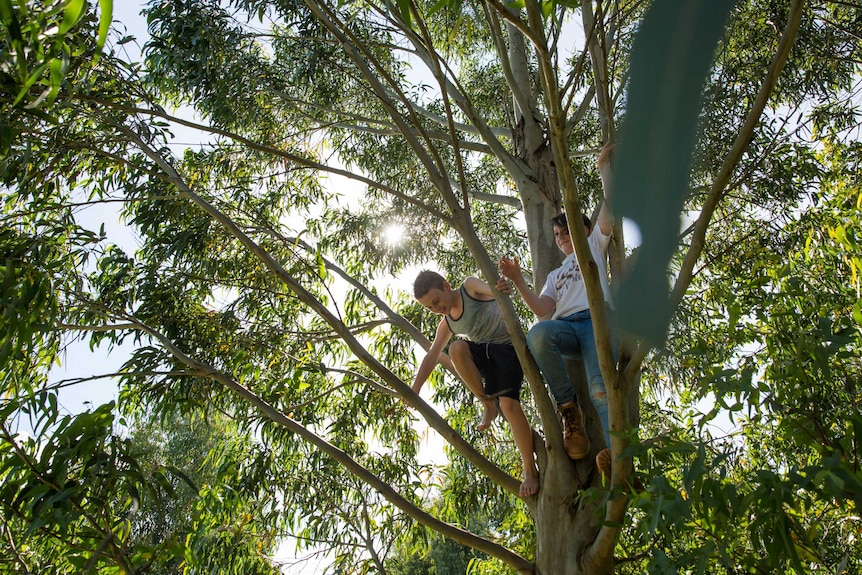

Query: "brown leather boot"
<box><xmin>596</xmin><ymin>448</ymin><xmax>646</xmax><ymax>492</ymax></box>
<box><xmin>559</xmin><ymin>401</ymin><xmax>590</xmax><ymax>459</ymax></box>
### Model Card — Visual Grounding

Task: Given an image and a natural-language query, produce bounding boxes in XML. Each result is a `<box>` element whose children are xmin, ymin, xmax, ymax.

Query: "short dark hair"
<box><xmin>414</xmin><ymin>270</ymin><xmax>447</xmax><ymax>298</ymax></box>
<box><xmin>550</xmin><ymin>212</ymin><xmax>591</xmax><ymax>234</ymax></box>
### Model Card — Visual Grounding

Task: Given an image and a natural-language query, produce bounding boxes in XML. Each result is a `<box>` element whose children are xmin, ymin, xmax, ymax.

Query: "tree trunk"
<box><xmin>519</xmin><ymin>174</ymin><xmax>564</xmax><ymax>290</ymax></box>
<box><xmin>501</xmin><ymin>22</ymin><xmax>617</xmax><ymax>575</ymax></box>
<box><xmin>506</xmin><ymin>21</ymin><xmax>563</xmax><ymax>289</ymax></box>
<box><xmin>533</xmin><ymin>458</ymin><xmax>613</xmax><ymax>575</ymax></box>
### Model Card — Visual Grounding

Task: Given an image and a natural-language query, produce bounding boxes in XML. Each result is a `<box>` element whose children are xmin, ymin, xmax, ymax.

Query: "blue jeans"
<box><xmin>526</xmin><ymin>309</ymin><xmax>617</xmax><ymax>448</ymax></box>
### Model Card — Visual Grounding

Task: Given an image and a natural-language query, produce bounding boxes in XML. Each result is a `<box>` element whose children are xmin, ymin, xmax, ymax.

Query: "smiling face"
<box><xmin>554</xmin><ymin>223</ymin><xmax>590</xmax><ymax>256</ymax></box>
<box><xmin>417</xmin><ymin>286</ymin><xmax>453</xmax><ymax>315</ymax></box>
<box><xmin>554</xmin><ymin>224</ymin><xmax>574</xmax><ymax>256</ymax></box>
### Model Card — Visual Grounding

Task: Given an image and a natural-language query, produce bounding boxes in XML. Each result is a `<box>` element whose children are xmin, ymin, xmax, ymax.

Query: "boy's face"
<box><xmin>554</xmin><ymin>225</ymin><xmax>574</xmax><ymax>255</ymax></box>
<box><xmin>417</xmin><ymin>286</ymin><xmax>453</xmax><ymax>315</ymax></box>
<box><xmin>553</xmin><ymin>224</ymin><xmax>589</xmax><ymax>256</ymax></box>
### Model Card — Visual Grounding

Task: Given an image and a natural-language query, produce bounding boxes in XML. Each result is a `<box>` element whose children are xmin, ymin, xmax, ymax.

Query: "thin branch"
<box><xmin>483</xmin><ymin>3</ymin><xmax>534</xmax><ymax>129</ymax></box>
<box><xmin>268</xmin><ymin>87</ymin><xmax>499</xmax><ymax>153</ymax></box>
<box><xmin>58</xmin><ymin>322</ymin><xmax>139</xmax><ymax>332</ymax></box>
<box><xmin>42</xmin><ymin>371</ymin><xmax>199</xmax><ymax>393</ymax></box>
<box><xmin>403</xmin><ymin>97</ymin><xmax>512</xmax><ymax>139</ymax></box>
<box><xmin>408</xmin><ymin>0</ymin><xmax>473</xmax><ymax>209</ymax></box>
<box><xmin>288</xmin><ymin>373</ymin><xmax>396</xmax><ymax>414</ymax></box>
<box><xmin>80</xmin><ymin>98</ymin><xmax>452</xmax><ymax>225</ymax></box>
<box><xmin>485</xmin><ymin>0</ymin><xmax>544</xmax><ymax>47</ymax></box>
<box><xmin>2</xmin><ymin>521</ymin><xmax>30</xmax><ymax>574</ymax></box>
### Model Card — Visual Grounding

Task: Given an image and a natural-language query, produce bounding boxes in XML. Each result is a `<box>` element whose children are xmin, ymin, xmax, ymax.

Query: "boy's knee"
<box><xmin>449</xmin><ymin>339</ymin><xmax>469</xmax><ymax>358</ymax></box>
<box><xmin>498</xmin><ymin>397</ymin><xmax>524</xmax><ymax>417</ymax></box>
<box><xmin>526</xmin><ymin>324</ymin><xmax>549</xmax><ymax>352</ymax></box>
<box><xmin>591</xmin><ymin>390</ymin><xmax>608</xmax><ymax>408</ymax></box>
<box><xmin>498</xmin><ymin>396</ymin><xmax>516</xmax><ymax>409</ymax></box>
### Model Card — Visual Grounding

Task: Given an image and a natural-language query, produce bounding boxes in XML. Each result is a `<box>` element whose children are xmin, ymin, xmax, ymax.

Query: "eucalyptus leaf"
<box><xmin>59</xmin><ymin>0</ymin><xmax>87</xmax><ymax>34</ymax></box>
<box><xmin>614</xmin><ymin>0</ymin><xmax>738</xmax><ymax>345</ymax></box>
<box><xmin>96</xmin><ymin>0</ymin><xmax>112</xmax><ymax>50</ymax></box>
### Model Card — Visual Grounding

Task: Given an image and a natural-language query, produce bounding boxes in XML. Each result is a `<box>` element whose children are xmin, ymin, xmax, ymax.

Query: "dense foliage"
<box><xmin>1</xmin><ymin>0</ymin><xmax>860</xmax><ymax>574</ymax></box>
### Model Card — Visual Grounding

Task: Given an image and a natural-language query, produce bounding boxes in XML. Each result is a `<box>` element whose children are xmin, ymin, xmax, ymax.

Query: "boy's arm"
<box><xmin>498</xmin><ymin>256</ymin><xmax>556</xmax><ymax>318</ymax></box>
<box><xmin>596</xmin><ymin>143</ymin><xmax>615</xmax><ymax>236</ymax></box>
<box><xmin>462</xmin><ymin>276</ymin><xmax>501</xmax><ymax>301</ymax></box>
<box><xmin>412</xmin><ymin>319</ymin><xmax>453</xmax><ymax>395</ymax></box>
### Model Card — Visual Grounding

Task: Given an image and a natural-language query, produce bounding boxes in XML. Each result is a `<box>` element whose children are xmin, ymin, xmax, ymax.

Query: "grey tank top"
<box><xmin>445</xmin><ymin>285</ymin><xmax>511</xmax><ymax>344</ymax></box>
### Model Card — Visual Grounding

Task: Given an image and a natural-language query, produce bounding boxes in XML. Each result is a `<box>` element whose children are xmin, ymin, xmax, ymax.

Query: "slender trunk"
<box><xmin>506</xmin><ymin>21</ymin><xmax>563</xmax><ymax>289</ymax></box>
<box><xmin>519</xmin><ymin>174</ymin><xmax>564</xmax><ymax>290</ymax></box>
<box><xmin>501</xmin><ymin>13</ymin><xmax>626</xmax><ymax>572</ymax></box>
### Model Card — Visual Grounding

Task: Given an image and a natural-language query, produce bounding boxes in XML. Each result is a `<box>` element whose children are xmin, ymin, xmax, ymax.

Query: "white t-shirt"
<box><xmin>540</xmin><ymin>229</ymin><xmax>613</xmax><ymax>319</ymax></box>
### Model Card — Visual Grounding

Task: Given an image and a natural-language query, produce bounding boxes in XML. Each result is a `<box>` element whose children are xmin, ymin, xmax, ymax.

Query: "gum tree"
<box><xmin>2</xmin><ymin>0</ymin><xmax>861</xmax><ymax>574</ymax></box>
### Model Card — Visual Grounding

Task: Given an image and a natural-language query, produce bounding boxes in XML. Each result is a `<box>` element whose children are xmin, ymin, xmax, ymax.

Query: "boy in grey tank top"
<box><xmin>412</xmin><ymin>270</ymin><xmax>539</xmax><ymax>497</ymax></box>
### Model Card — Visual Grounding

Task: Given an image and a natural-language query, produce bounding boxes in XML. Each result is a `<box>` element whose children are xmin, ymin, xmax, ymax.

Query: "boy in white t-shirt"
<box><xmin>499</xmin><ymin>145</ymin><xmax>617</xmax><ymax>469</ymax></box>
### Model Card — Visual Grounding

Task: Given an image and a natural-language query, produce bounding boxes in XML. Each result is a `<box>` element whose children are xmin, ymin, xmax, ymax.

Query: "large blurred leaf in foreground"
<box><xmin>614</xmin><ymin>0</ymin><xmax>738</xmax><ymax>345</ymax></box>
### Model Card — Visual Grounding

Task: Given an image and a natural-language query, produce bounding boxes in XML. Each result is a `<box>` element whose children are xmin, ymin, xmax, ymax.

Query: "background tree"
<box><xmin>1</xmin><ymin>0</ymin><xmax>861</xmax><ymax>574</ymax></box>
<box><xmin>126</xmin><ymin>410</ymin><xmax>288</xmax><ymax>575</ymax></box>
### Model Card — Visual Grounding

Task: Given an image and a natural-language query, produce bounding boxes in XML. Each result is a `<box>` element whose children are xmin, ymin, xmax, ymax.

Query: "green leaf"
<box><xmin>12</xmin><ymin>60</ymin><xmax>50</xmax><ymax>107</ymax></box>
<box><xmin>613</xmin><ymin>0</ymin><xmax>739</xmax><ymax>345</ymax></box>
<box><xmin>59</xmin><ymin>0</ymin><xmax>87</xmax><ymax>34</ymax></box>
<box><xmin>0</xmin><ymin>0</ymin><xmax>27</xmax><ymax>79</ymax></box>
<box><xmin>46</xmin><ymin>58</ymin><xmax>65</xmax><ymax>104</ymax></box>
<box><xmin>0</xmin><ymin>0</ymin><xmax>22</xmax><ymax>41</ymax></box>
<box><xmin>165</xmin><ymin>465</ymin><xmax>199</xmax><ymax>492</ymax></box>
<box><xmin>426</xmin><ymin>0</ymin><xmax>449</xmax><ymax>16</ymax></box>
<box><xmin>0</xmin><ymin>124</ymin><xmax>16</xmax><ymax>155</ymax></box>
<box><xmin>396</xmin><ymin>0</ymin><xmax>410</xmax><ymax>26</ymax></box>
<box><xmin>96</xmin><ymin>0</ymin><xmax>112</xmax><ymax>51</ymax></box>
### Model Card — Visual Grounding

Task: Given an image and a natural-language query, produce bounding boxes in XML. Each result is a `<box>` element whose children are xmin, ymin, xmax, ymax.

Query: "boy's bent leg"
<box><xmin>449</xmin><ymin>340</ymin><xmax>497</xmax><ymax>430</ymax></box>
<box><xmin>526</xmin><ymin>320</ymin><xmax>581</xmax><ymax>404</ymax></box>
<box><xmin>527</xmin><ymin>320</ymin><xmax>590</xmax><ymax>459</ymax></box>
<box><xmin>499</xmin><ymin>397</ymin><xmax>540</xmax><ymax>497</ymax></box>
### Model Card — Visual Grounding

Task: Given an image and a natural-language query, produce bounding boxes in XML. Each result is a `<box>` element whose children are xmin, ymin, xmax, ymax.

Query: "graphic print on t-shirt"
<box><xmin>554</xmin><ymin>257</ymin><xmax>582</xmax><ymax>296</ymax></box>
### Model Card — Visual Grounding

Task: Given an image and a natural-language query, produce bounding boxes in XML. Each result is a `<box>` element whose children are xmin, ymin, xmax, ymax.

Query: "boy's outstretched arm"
<box><xmin>498</xmin><ymin>257</ymin><xmax>556</xmax><ymax>318</ymax></box>
<box><xmin>412</xmin><ymin>319</ymin><xmax>454</xmax><ymax>395</ymax></box>
<box><xmin>596</xmin><ymin>143</ymin><xmax>615</xmax><ymax>236</ymax></box>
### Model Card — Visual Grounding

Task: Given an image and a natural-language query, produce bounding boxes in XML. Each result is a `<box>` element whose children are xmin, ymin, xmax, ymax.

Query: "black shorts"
<box><xmin>464</xmin><ymin>341</ymin><xmax>524</xmax><ymax>401</ymax></box>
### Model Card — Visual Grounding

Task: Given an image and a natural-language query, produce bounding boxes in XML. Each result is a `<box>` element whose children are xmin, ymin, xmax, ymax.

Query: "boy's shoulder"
<box><xmin>589</xmin><ymin>226</ymin><xmax>612</xmax><ymax>249</ymax></box>
<box><xmin>462</xmin><ymin>276</ymin><xmax>492</xmax><ymax>299</ymax></box>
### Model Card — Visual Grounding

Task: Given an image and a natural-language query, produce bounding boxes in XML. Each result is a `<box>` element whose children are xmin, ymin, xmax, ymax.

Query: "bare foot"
<box><xmin>477</xmin><ymin>400</ymin><xmax>498</xmax><ymax>431</ymax></box>
<box><xmin>519</xmin><ymin>473</ymin><xmax>540</xmax><ymax>497</ymax></box>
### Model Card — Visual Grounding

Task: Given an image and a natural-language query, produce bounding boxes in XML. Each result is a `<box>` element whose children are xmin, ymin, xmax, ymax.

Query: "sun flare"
<box><xmin>383</xmin><ymin>223</ymin><xmax>405</xmax><ymax>246</ymax></box>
